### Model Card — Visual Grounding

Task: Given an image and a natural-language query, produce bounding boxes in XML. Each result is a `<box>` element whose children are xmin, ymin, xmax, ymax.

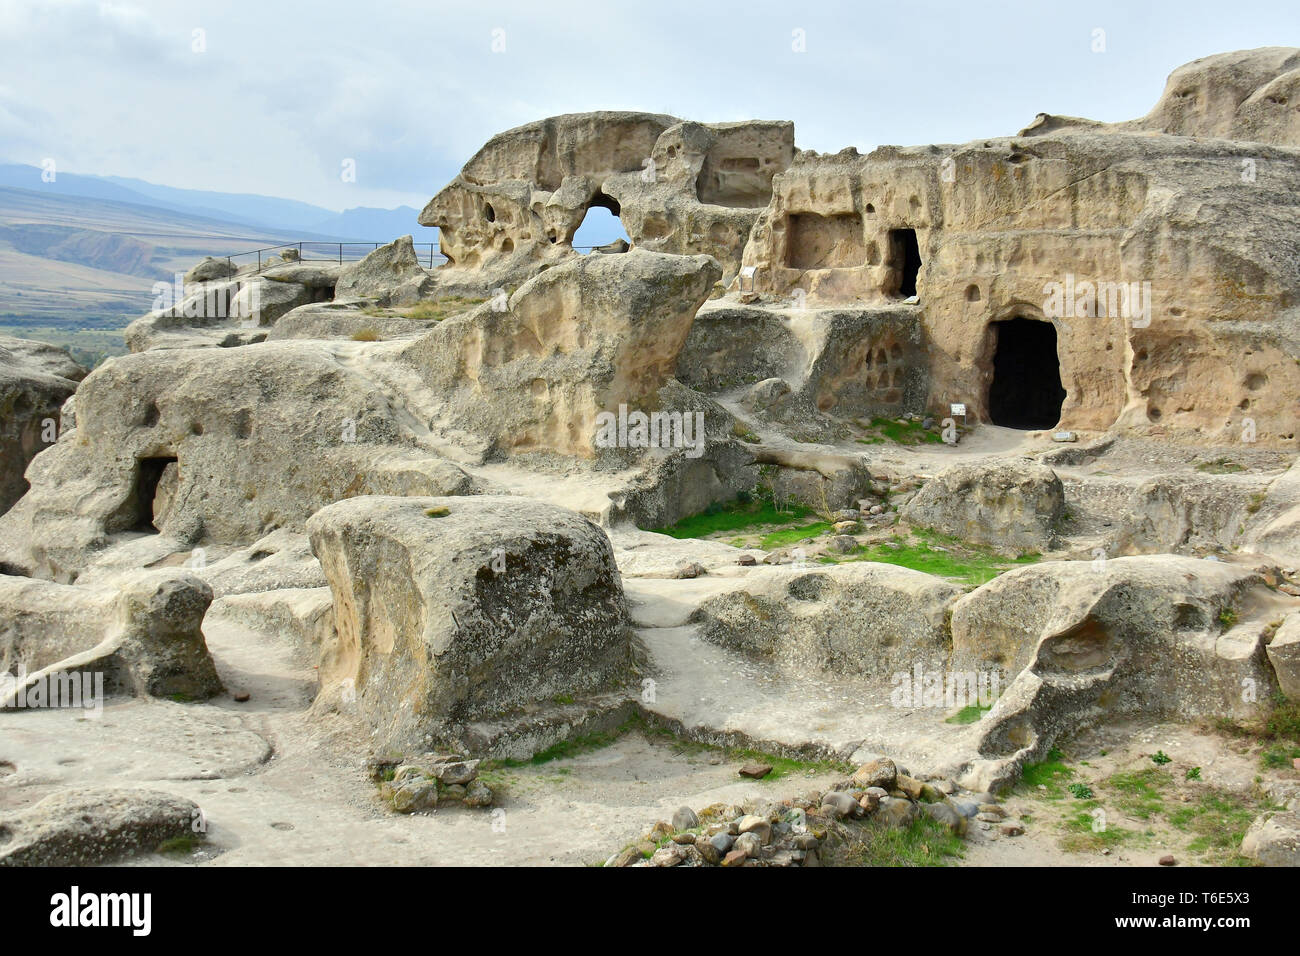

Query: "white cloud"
<box><xmin>0</xmin><ymin>0</ymin><xmax>1296</xmax><ymax>210</ymax></box>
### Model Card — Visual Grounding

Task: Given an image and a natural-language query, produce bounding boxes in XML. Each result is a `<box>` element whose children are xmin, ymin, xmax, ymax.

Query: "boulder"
<box><xmin>305</xmin><ymin>495</ymin><xmax>631</xmax><ymax>752</ymax></box>
<box><xmin>334</xmin><ymin>236</ymin><xmax>434</xmax><ymax>306</ymax></box>
<box><xmin>951</xmin><ymin>556</ymin><xmax>1286</xmax><ymax>791</ymax></box>
<box><xmin>184</xmin><ymin>256</ymin><xmax>238</xmax><ymax>283</ymax></box>
<box><xmin>1266</xmin><ymin>611</ymin><xmax>1300</xmax><ymax>700</ymax></box>
<box><xmin>266</xmin><ymin>301</ymin><xmax>440</xmax><ymax>342</ymax></box>
<box><xmin>1241</xmin><ymin>810</ymin><xmax>1300</xmax><ymax>866</ymax></box>
<box><xmin>903</xmin><ymin>460</ymin><xmax>1064</xmax><ymax>556</ymax></box>
<box><xmin>0</xmin><ymin>336</ymin><xmax>84</xmax><ymax>515</ymax></box>
<box><xmin>0</xmin><ymin>788</ymin><xmax>202</xmax><ymax>866</ymax></box>
<box><xmin>0</xmin><ymin>342</ymin><xmax>477</xmax><ymax>579</ymax></box>
<box><xmin>688</xmin><ymin>563</ymin><xmax>960</xmax><ymax>679</ymax></box>
<box><xmin>0</xmin><ymin>569</ymin><xmax>221</xmax><ymax>706</ymax></box>
<box><xmin>1106</xmin><ymin>473</ymin><xmax>1270</xmax><ymax>556</ymax></box>
<box><xmin>124</xmin><ymin>276</ymin><xmax>316</xmax><ymax>352</ymax></box>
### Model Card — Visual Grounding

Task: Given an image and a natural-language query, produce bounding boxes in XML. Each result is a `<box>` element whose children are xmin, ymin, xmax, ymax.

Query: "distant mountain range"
<box><xmin>0</xmin><ymin>164</ymin><xmax>438</xmax><ymax>242</ymax></box>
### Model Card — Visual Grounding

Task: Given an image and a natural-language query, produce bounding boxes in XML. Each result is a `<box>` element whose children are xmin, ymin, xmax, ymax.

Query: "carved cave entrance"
<box><xmin>126</xmin><ymin>456</ymin><xmax>177</xmax><ymax>532</ymax></box>
<box><xmin>987</xmin><ymin>318</ymin><xmax>1066</xmax><ymax>429</ymax></box>
<box><xmin>886</xmin><ymin>228</ymin><xmax>921</xmax><ymax>298</ymax></box>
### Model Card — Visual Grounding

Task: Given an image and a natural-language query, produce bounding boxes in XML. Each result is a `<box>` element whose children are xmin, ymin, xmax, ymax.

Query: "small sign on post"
<box><xmin>950</xmin><ymin>402</ymin><xmax>966</xmax><ymax>421</ymax></box>
<box><xmin>739</xmin><ymin>265</ymin><xmax>757</xmax><ymax>294</ymax></box>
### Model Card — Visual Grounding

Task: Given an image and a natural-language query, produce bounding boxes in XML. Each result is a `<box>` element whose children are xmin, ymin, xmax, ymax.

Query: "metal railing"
<box><xmin>223</xmin><ymin>238</ymin><xmax>624</xmax><ymax>274</ymax></box>
<box><xmin>227</xmin><ymin>241</ymin><xmax>448</xmax><ymax>272</ymax></box>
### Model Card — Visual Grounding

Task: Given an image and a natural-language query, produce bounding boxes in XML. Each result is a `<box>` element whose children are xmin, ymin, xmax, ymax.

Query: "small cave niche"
<box><xmin>484</xmin><ymin>203</ymin><xmax>496</xmax><ymax>223</ymax></box>
<box><xmin>987</xmin><ymin>318</ymin><xmax>1066</xmax><ymax>429</ymax></box>
<box><xmin>119</xmin><ymin>456</ymin><xmax>178</xmax><ymax>533</ymax></box>
<box><xmin>884</xmin><ymin>228</ymin><xmax>922</xmax><ymax>298</ymax></box>
<box><xmin>785</xmin><ymin>213</ymin><xmax>866</xmax><ymax>270</ymax></box>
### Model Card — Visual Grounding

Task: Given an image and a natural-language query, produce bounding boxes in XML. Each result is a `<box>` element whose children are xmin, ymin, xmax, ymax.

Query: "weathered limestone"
<box><xmin>1119</xmin><ymin>47</ymin><xmax>1300</xmax><ymax>146</ymax></box>
<box><xmin>333</xmin><ymin>235</ymin><xmax>434</xmax><ymax>306</ymax></box>
<box><xmin>676</xmin><ymin>302</ymin><xmax>928</xmax><ymax>427</ymax></box>
<box><xmin>266</xmin><ymin>301</ymin><xmax>439</xmax><ymax>341</ymax></box>
<box><xmin>902</xmin><ymin>460</ymin><xmax>1065</xmax><ymax>556</ymax></box>
<box><xmin>124</xmin><ymin>274</ymin><xmax>323</xmax><ymax>352</ymax></box>
<box><xmin>305</xmin><ymin>495</ymin><xmax>632</xmax><ymax>752</ymax></box>
<box><xmin>1104</xmin><ymin>473</ymin><xmax>1271</xmax><ymax>556</ymax></box>
<box><xmin>185</xmin><ymin>256</ymin><xmax>238</xmax><ymax>283</ymax></box>
<box><xmin>1266</xmin><ymin>611</ymin><xmax>1300</xmax><ymax>700</ymax></box>
<box><xmin>738</xmin><ymin>114</ymin><xmax>1300</xmax><ymax>443</ymax></box>
<box><xmin>688</xmin><ymin>564</ymin><xmax>961</xmax><ymax>680</ymax></box>
<box><xmin>0</xmin><ymin>337</ymin><xmax>84</xmax><ymax>516</ymax></box>
<box><xmin>951</xmin><ymin>556</ymin><xmax>1287</xmax><ymax>790</ymax></box>
<box><xmin>0</xmin><ymin>569</ymin><xmax>221</xmax><ymax>705</ymax></box>
<box><xmin>0</xmin><ymin>788</ymin><xmax>202</xmax><ymax>866</ymax></box>
<box><xmin>0</xmin><ymin>342</ymin><xmax>477</xmax><ymax>579</ymax></box>
<box><xmin>1241</xmin><ymin>810</ymin><xmax>1300</xmax><ymax>866</ymax></box>
<box><xmin>398</xmin><ymin>249</ymin><xmax>723</xmax><ymax>459</ymax></box>
<box><xmin>419</xmin><ymin>111</ymin><xmax>793</xmax><ymax>293</ymax></box>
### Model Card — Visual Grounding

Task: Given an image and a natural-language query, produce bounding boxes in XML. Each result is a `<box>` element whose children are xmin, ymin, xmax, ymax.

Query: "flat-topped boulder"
<box><xmin>903</xmin><ymin>460</ymin><xmax>1064</xmax><ymax>556</ymax></box>
<box><xmin>305</xmin><ymin>495</ymin><xmax>632</xmax><ymax>752</ymax></box>
<box><xmin>688</xmin><ymin>563</ymin><xmax>961</xmax><ymax>680</ymax></box>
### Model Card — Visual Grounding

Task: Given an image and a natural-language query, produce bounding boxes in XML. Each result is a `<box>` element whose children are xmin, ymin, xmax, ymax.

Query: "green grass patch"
<box><xmin>832</xmin><ymin>815</ymin><xmax>966</xmax><ymax>866</ymax></box>
<box><xmin>1018</xmin><ymin>747</ymin><xmax>1075</xmax><ymax>800</ymax></box>
<box><xmin>1261</xmin><ymin>743</ymin><xmax>1300</xmax><ymax>769</ymax></box>
<box><xmin>1106</xmin><ymin>767</ymin><xmax>1172</xmax><ymax>820</ymax></box>
<box><xmin>825</xmin><ymin>529</ymin><xmax>1040</xmax><ymax>587</ymax></box>
<box><xmin>856</xmin><ymin>417</ymin><xmax>945</xmax><ymax>446</ymax></box>
<box><xmin>1196</xmin><ymin>457</ymin><xmax>1246</xmax><ymax>474</ymax></box>
<box><xmin>1168</xmin><ymin>790</ymin><xmax>1258</xmax><ymax>863</ymax></box>
<box><xmin>944</xmin><ymin>703</ymin><xmax>992</xmax><ymax>725</ymax></box>
<box><xmin>650</xmin><ymin>496</ymin><xmax>813</xmax><ymax>540</ymax></box>
<box><xmin>759</xmin><ymin>521</ymin><xmax>833</xmax><ymax>549</ymax></box>
<box><xmin>1060</xmin><ymin>806</ymin><xmax>1134</xmax><ymax>852</ymax></box>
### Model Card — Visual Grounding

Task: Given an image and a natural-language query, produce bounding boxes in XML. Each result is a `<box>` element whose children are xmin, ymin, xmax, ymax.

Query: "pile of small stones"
<box><xmin>367</xmin><ymin>754</ymin><xmax>494</xmax><ymax>813</ymax></box>
<box><xmin>604</xmin><ymin>756</ymin><xmax>1020</xmax><ymax>867</ymax></box>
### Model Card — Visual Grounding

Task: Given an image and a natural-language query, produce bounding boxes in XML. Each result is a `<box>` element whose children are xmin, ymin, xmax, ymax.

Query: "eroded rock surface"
<box><xmin>0</xmin><ymin>788</ymin><xmax>200</xmax><ymax>866</ymax></box>
<box><xmin>306</xmin><ymin>494</ymin><xmax>632</xmax><ymax>752</ymax></box>
<box><xmin>0</xmin><ymin>337</ymin><xmax>84</xmax><ymax>515</ymax></box>
<box><xmin>903</xmin><ymin>460</ymin><xmax>1064</xmax><ymax>556</ymax></box>
<box><xmin>689</xmin><ymin>564</ymin><xmax>960</xmax><ymax>680</ymax></box>
<box><xmin>951</xmin><ymin>556</ymin><xmax>1288</xmax><ymax>790</ymax></box>
<box><xmin>0</xmin><ymin>569</ymin><xmax>221</xmax><ymax>705</ymax></box>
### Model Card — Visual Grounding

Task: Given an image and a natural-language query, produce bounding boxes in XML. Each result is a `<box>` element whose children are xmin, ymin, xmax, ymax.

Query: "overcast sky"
<box><xmin>2</xmin><ymin>0</ymin><xmax>1297</xmax><ymax>211</ymax></box>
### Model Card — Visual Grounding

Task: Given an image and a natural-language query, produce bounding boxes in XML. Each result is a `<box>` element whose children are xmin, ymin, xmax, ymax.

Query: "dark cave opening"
<box><xmin>887</xmin><ymin>228</ymin><xmax>921</xmax><ymax>298</ymax></box>
<box><xmin>988</xmin><ymin>318</ymin><xmax>1066</xmax><ymax>429</ymax></box>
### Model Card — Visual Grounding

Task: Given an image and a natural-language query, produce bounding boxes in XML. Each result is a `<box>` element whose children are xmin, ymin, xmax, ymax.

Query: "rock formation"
<box><xmin>0</xmin><ymin>336</ymin><xmax>84</xmax><ymax>515</ymax></box>
<box><xmin>1</xmin><ymin>47</ymin><xmax>1299</xmax><ymax>868</ymax></box>
<box><xmin>305</xmin><ymin>495</ymin><xmax>631</xmax><ymax>752</ymax></box>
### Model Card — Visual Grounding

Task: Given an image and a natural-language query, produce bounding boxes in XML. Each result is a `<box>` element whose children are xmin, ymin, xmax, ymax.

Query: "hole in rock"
<box><xmin>484</xmin><ymin>203</ymin><xmax>496</xmax><ymax>223</ymax></box>
<box><xmin>125</xmin><ymin>456</ymin><xmax>178</xmax><ymax>533</ymax></box>
<box><xmin>885</xmin><ymin>228</ymin><xmax>921</xmax><ymax>297</ymax></box>
<box><xmin>987</xmin><ymin>318</ymin><xmax>1066</xmax><ymax>429</ymax></box>
<box><xmin>573</xmin><ymin>199</ymin><xmax>629</xmax><ymax>252</ymax></box>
